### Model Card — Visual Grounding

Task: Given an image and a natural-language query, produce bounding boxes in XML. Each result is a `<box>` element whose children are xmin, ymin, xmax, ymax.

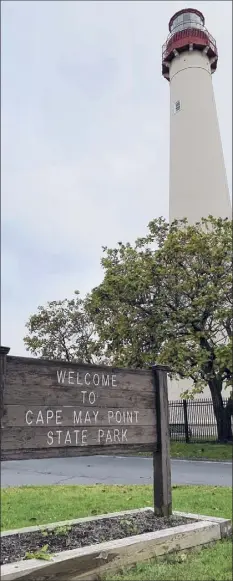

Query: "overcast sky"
<box><xmin>1</xmin><ymin>0</ymin><xmax>232</xmax><ymax>356</ymax></box>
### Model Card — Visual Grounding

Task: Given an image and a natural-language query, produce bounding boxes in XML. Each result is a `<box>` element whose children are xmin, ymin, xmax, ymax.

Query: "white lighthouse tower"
<box><xmin>162</xmin><ymin>8</ymin><xmax>232</xmax><ymax>224</ymax></box>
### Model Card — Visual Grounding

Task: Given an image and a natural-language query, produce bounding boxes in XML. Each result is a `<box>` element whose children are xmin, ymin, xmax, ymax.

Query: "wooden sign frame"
<box><xmin>0</xmin><ymin>346</ymin><xmax>171</xmax><ymax>516</ymax></box>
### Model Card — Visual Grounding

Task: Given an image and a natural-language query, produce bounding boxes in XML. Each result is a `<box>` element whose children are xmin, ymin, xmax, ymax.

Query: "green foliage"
<box><xmin>53</xmin><ymin>525</ymin><xmax>72</xmax><ymax>536</ymax></box>
<box><xmin>24</xmin><ymin>291</ymin><xmax>100</xmax><ymax>363</ymax></box>
<box><xmin>120</xmin><ymin>518</ymin><xmax>139</xmax><ymax>535</ymax></box>
<box><xmin>41</xmin><ymin>524</ymin><xmax>71</xmax><ymax>537</ymax></box>
<box><xmin>24</xmin><ymin>544</ymin><xmax>53</xmax><ymax>561</ymax></box>
<box><xmin>24</xmin><ymin>215</ymin><xmax>232</xmax><ymax>439</ymax></box>
<box><xmin>87</xmin><ymin>216</ymin><xmax>232</xmax><ymax>393</ymax></box>
<box><xmin>87</xmin><ymin>216</ymin><xmax>232</xmax><ymax>439</ymax></box>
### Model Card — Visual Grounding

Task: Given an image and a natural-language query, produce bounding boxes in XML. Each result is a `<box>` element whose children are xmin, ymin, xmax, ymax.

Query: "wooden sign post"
<box><xmin>152</xmin><ymin>365</ymin><xmax>172</xmax><ymax>517</ymax></box>
<box><xmin>0</xmin><ymin>348</ymin><xmax>171</xmax><ymax>516</ymax></box>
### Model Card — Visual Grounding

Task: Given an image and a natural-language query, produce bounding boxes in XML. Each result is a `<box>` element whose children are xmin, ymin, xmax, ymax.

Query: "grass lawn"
<box><xmin>1</xmin><ymin>484</ymin><xmax>231</xmax><ymax>531</ymax></box>
<box><xmin>170</xmin><ymin>441</ymin><xmax>232</xmax><ymax>461</ymax></box>
<box><xmin>2</xmin><ymin>485</ymin><xmax>232</xmax><ymax>580</ymax></box>
<box><xmin>105</xmin><ymin>539</ymin><xmax>232</xmax><ymax>581</ymax></box>
<box><xmin>136</xmin><ymin>442</ymin><xmax>232</xmax><ymax>461</ymax></box>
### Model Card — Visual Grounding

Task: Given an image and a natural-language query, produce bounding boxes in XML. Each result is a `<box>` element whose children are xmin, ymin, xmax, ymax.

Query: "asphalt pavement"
<box><xmin>1</xmin><ymin>455</ymin><xmax>231</xmax><ymax>488</ymax></box>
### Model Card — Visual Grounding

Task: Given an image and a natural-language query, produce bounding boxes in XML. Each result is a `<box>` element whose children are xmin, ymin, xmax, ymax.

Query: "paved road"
<box><xmin>1</xmin><ymin>456</ymin><xmax>231</xmax><ymax>488</ymax></box>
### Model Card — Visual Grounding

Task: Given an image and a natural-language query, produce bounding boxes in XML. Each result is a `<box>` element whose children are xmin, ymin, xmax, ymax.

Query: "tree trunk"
<box><xmin>208</xmin><ymin>379</ymin><xmax>233</xmax><ymax>442</ymax></box>
<box><xmin>225</xmin><ymin>395</ymin><xmax>233</xmax><ymax>441</ymax></box>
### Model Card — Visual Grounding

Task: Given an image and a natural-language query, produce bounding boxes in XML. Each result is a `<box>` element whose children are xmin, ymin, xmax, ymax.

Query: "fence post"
<box><xmin>183</xmin><ymin>399</ymin><xmax>190</xmax><ymax>443</ymax></box>
<box><xmin>152</xmin><ymin>365</ymin><xmax>172</xmax><ymax>517</ymax></box>
<box><xmin>0</xmin><ymin>346</ymin><xmax>10</xmax><ymax>421</ymax></box>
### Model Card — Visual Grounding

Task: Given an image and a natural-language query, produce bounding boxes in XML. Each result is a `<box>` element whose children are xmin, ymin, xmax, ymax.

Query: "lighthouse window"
<box><xmin>174</xmin><ymin>100</ymin><xmax>181</xmax><ymax>113</ymax></box>
<box><xmin>171</xmin><ymin>15</ymin><xmax>183</xmax><ymax>32</ymax></box>
<box><xmin>183</xmin><ymin>13</ymin><xmax>192</xmax><ymax>30</ymax></box>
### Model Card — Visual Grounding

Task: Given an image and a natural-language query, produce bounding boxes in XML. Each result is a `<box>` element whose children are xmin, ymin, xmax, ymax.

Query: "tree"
<box><xmin>24</xmin><ymin>292</ymin><xmax>101</xmax><ymax>363</ymax></box>
<box><xmin>87</xmin><ymin>216</ymin><xmax>232</xmax><ymax>441</ymax></box>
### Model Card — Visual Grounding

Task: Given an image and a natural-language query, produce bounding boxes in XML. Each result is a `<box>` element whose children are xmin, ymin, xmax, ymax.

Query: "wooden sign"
<box><xmin>0</xmin><ymin>347</ymin><xmax>171</xmax><ymax>516</ymax></box>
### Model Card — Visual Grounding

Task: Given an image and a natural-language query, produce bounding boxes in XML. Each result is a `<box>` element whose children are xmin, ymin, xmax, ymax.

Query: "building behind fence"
<box><xmin>168</xmin><ymin>398</ymin><xmax>232</xmax><ymax>443</ymax></box>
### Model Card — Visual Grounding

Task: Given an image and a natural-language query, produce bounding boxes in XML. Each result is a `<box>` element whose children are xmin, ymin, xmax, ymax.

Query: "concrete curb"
<box><xmin>110</xmin><ymin>454</ymin><xmax>232</xmax><ymax>464</ymax></box>
<box><xmin>1</xmin><ymin>509</ymin><xmax>232</xmax><ymax>581</ymax></box>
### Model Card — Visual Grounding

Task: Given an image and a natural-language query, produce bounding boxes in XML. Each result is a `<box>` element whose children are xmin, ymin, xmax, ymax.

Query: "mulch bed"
<box><xmin>1</xmin><ymin>511</ymin><xmax>194</xmax><ymax>565</ymax></box>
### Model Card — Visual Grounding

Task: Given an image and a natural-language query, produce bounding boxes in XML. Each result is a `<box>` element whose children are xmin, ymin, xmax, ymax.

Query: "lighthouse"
<box><xmin>162</xmin><ymin>8</ymin><xmax>232</xmax><ymax>224</ymax></box>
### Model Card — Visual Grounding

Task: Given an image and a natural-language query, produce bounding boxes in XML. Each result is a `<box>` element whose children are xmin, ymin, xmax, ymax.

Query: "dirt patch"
<box><xmin>1</xmin><ymin>512</ymin><xmax>194</xmax><ymax>565</ymax></box>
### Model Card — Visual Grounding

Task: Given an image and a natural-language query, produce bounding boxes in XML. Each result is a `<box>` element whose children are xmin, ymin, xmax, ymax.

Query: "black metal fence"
<box><xmin>168</xmin><ymin>398</ymin><xmax>232</xmax><ymax>443</ymax></box>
